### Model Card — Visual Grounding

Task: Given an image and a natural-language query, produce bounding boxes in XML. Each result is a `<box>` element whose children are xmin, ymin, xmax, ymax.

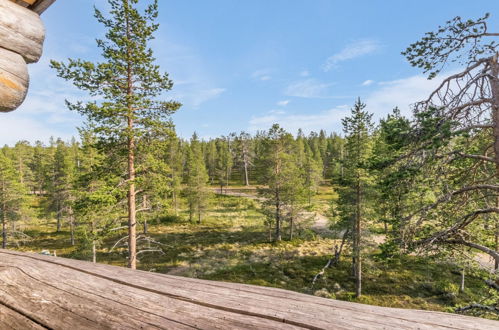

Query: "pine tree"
<box><xmin>74</xmin><ymin>129</ymin><xmax>119</xmax><ymax>263</ymax></box>
<box><xmin>258</xmin><ymin>124</ymin><xmax>305</xmax><ymax>242</ymax></box>
<box><xmin>340</xmin><ymin>98</ymin><xmax>374</xmax><ymax>297</ymax></box>
<box><xmin>234</xmin><ymin>132</ymin><xmax>253</xmax><ymax>186</ymax></box>
<box><xmin>48</xmin><ymin>139</ymin><xmax>76</xmax><ymax>234</ymax></box>
<box><xmin>215</xmin><ymin>136</ymin><xmax>233</xmax><ymax>193</ymax></box>
<box><xmin>51</xmin><ymin>0</ymin><xmax>180</xmax><ymax>269</ymax></box>
<box><xmin>302</xmin><ymin>143</ymin><xmax>323</xmax><ymax>206</ymax></box>
<box><xmin>185</xmin><ymin>134</ymin><xmax>210</xmax><ymax>224</ymax></box>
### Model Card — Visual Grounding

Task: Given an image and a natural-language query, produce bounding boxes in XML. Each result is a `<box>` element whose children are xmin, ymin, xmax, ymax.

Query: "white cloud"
<box><xmin>251</xmin><ymin>69</ymin><xmax>272</xmax><ymax>81</ymax></box>
<box><xmin>284</xmin><ymin>79</ymin><xmax>333</xmax><ymax>98</ymax></box>
<box><xmin>300</xmin><ymin>70</ymin><xmax>310</xmax><ymax>77</ymax></box>
<box><xmin>0</xmin><ymin>115</ymin><xmax>75</xmax><ymax>146</ymax></box>
<box><xmin>361</xmin><ymin>79</ymin><xmax>374</xmax><ymax>86</ymax></box>
<box><xmin>277</xmin><ymin>100</ymin><xmax>290</xmax><ymax>107</ymax></box>
<box><xmin>249</xmin><ymin>73</ymin><xmax>451</xmax><ymax>135</ymax></box>
<box><xmin>249</xmin><ymin>105</ymin><xmax>350</xmax><ymax>133</ymax></box>
<box><xmin>324</xmin><ymin>40</ymin><xmax>380</xmax><ymax>71</ymax></box>
<box><xmin>365</xmin><ymin>74</ymin><xmax>448</xmax><ymax>119</ymax></box>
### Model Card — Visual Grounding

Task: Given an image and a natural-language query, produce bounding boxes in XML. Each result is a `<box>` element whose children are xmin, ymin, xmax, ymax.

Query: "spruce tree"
<box><xmin>51</xmin><ymin>0</ymin><xmax>180</xmax><ymax>269</ymax></box>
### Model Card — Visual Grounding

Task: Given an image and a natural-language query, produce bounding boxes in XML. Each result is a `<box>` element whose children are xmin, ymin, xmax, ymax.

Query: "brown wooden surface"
<box><xmin>30</xmin><ymin>0</ymin><xmax>55</xmax><ymax>15</ymax></box>
<box><xmin>0</xmin><ymin>250</ymin><xmax>498</xmax><ymax>329</ymax></box>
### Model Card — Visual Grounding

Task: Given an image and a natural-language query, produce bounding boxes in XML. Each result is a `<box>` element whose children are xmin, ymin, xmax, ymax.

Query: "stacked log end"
<box><xmin>0</xmin><ymin>0</ymin><xmax>46</xmax><ymax>112</ymax></box>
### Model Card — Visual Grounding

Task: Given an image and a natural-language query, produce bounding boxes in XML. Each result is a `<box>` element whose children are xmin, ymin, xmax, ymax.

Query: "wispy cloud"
<box><xmin>277</xmin><ymin>100</ymin><xmax>290</xmax><ymax>107</ymax></box>
<box><xmin>323</xmin><ymin>40</ymin><xmax>380</xmax><ymax>71</ymax></box>
<box><xmin>300</xmin><ymin>70</ymin><xmax>310</xmax><ymax>77</ymax></box>
<box><xmin>249</xmin><ymin>105</ymin><xmax>350</xmax><ymax>133</ymax></box>
<box><xmin>251</xmin><ymin>69</ymin><xmax>272</xmax><ymax>81</ymax></box>
<box><xmin>249</xmin><ymin>72</ymin><xmax>451</xmax><ymax>135</ymax></box>
<box><xmin>365</xmin><ymin>74</ymin><xmax>447</xmax><ymax>118</ymax></box>
<box><xmin>284</xmin><ymin>79</ymin><xmax>333</xmax><ymax>98</ymax></box>
<box><xmin>361</xmin><ymin>79</ymin><xmax>374</xmax><ymax>86</ymax></box>
<box><xmin>188</xmin><ymin>88</ymin><xmax>226</xmax><ymax>108</ymax></box>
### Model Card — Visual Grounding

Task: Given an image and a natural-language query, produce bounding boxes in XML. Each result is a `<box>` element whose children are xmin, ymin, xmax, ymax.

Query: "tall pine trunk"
<box><xmin>127</xmin><ymin>127</ymin><xmax>137</xmax><ymax>269</ymax></box>
<box><xmin>126</xmin><ymin>1</ymin><xmax>137</xmax><ymax>270</ymax></box>
<box><xmin>354</xmin><ymin>169</ymin><xmax>362</xmax><ymax>298</ymax></box>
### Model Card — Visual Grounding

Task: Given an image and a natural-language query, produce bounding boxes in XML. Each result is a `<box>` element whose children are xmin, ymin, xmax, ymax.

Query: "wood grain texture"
<box><xmin>0</xmin><ymin>47</ymin><xmax>28</xmax><ymax>112</ymax></box>
<box><xmin>0</xmin><ymin>250</ymin><xmax>498</xmax><ymax>330</ymax></box>
<box><xmin>0</xmin><ymin>0</ymin><xmax>45</xmax><ymax>63</ymax></box>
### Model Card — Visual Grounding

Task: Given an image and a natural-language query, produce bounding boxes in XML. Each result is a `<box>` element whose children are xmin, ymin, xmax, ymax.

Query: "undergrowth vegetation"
<box><xmin>13</xmin><ymin>191</ymin><xmax>495</xmax><ymax>316</ymax></box>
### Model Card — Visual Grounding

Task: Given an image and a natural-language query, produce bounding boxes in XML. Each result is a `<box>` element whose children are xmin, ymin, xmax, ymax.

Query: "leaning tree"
<box><xmin>400</xmin><ymin>14</ymin><xmax>499</xmax><ymax>267</ymax></box>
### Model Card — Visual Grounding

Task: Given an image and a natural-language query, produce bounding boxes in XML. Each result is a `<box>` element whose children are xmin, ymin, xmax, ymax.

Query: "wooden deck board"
<box><xmin>0</xmin><ymin>250</ymin><xmax>498</xmax><ymax>329</ymax></box>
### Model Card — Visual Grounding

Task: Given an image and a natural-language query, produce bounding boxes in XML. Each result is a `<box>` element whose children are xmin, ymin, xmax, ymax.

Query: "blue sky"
<box><xmin>2</xmin><ymin>0</ymin><xmax>499</xmax><ymax>144</ymax></box>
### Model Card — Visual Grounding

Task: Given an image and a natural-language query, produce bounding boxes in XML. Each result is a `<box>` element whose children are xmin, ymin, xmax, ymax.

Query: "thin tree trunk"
<box><xmin>354</xmin><ymin>173</ymin><xmax>362</xmax><ymax>298</ymax></box>
<box><xmin>289</xmin><ymin>215</ymin><xmax>294</xmax><ymax>240</ymax></box>
<box><xmin>173</xmin><ymin>190</ymin><xmax>178</xmax><ymax>217</ymax></box>
<box><xmin>460</xmin><ymin>268</ymin><xmax>465</xmax><ymax>293</ymax></box>
<box><xmin>92</xmin><ymin>241</ymin><xmax>96</xmax><ymax>264</ymax></box>
<box><xmin>70</xmin><ymin>214</ymin><xmax>75</xmax><ymax>246</ymax></box>
<box><xmin>56</xmin><ymin>200</ymin><xmax>61</xmax><ymax>233</ymax></box>
<box><xmin>126</xmin><ymin>2</ymin><xmax>137</xmax><ymax>269</ymax></box>
<box><xmin>275</xmin><ymin>192</ymin><xmax>281</xmax><ymax>242</ymax></box>
<box><xmin>91</xmin><ymin>220</ymin><xmax>96</xmax><ymax>263</ymax></box>
<box><xmin>244</xmin><ymin>160</ymin><xmax>249</xmax><ymax>186</ymax></box>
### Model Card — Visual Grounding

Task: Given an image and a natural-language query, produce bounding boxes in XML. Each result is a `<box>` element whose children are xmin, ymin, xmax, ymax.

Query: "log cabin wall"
<box><xmin>0</xmin><ymin>0</ymin><xmax>55</xmax><ymax>112</ymax></box>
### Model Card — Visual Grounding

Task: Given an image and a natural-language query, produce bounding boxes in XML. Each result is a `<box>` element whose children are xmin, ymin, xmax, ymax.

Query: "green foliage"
<box><xmin>402</xmin><ymin>13</ymin><xmax>496</xmax><ymax>79</ymax></box>
<box><xmin>184</xmin><ymin>133</ymin><xmax>210</xmax><ymax>223</ymax></box>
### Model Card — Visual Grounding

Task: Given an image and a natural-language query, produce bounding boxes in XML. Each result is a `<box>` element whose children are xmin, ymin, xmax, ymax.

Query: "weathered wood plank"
<box><xmin>0</xmin><ymin>47</ymin><xmax>28</xmax><ymax>112</ymax></box>
<box><xmin>0</xmin><ymin>250</ymin><xmax>498</xmax><ymax>330</ymax></box>
<box><xmin>0</xmin><ymin>304</ymin><xmax>45</xmax><ymax>329</ymax></box>
<box><xmin>0</xmin><ymin>0</ymin><xmax>45</xmax><ymax>63</ymax></box>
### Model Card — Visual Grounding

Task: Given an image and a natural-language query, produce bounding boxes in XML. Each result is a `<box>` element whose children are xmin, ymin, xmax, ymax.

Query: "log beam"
<box><xmin>0</xmin><ymin>47</ymin><xmax>28</xmax><ymax>112</ymax></box>
<box><xmin>0</xmin><ymin>0</ymin><xmax>45</xmax><ymax>64</ymax></box>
